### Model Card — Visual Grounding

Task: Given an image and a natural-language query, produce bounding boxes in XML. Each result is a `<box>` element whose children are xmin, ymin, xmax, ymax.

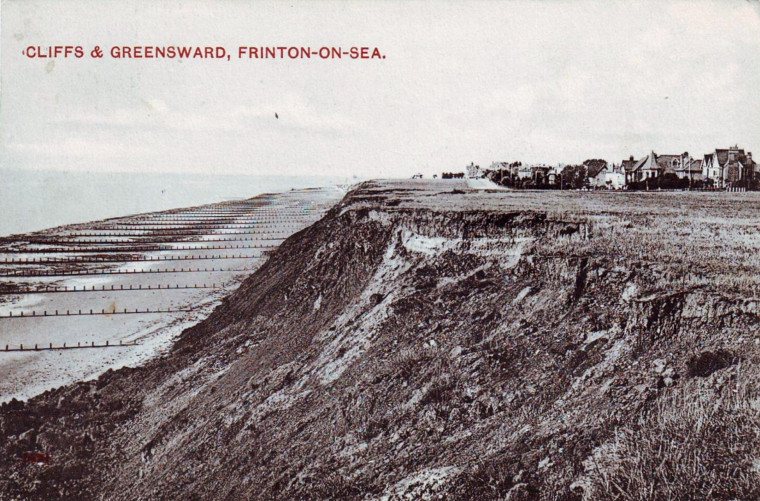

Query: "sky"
<box><xmin>2</xmin><ymin>0</ymin><xmax>760</xmax><ymax>178</ymax></box>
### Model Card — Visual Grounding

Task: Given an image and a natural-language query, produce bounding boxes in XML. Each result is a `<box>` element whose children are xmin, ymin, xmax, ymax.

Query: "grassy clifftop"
<box><xmin>2</xmin><ymin>180</ymin><xmax>760</xmax><ymax>500</ymax></box>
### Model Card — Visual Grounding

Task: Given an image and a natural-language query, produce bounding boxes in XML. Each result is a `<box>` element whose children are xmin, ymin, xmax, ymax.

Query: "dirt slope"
<box><xmin>2</xmin><ymin>180</ymin><xmax>760</xmax><ymax>500</ymax></box>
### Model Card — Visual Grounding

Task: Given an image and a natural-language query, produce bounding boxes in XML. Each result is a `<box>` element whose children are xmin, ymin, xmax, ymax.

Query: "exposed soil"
<box><xmin>1</xmin><ymin>180</ymin><xmax>760</xmax><ymax>500</ymax></box>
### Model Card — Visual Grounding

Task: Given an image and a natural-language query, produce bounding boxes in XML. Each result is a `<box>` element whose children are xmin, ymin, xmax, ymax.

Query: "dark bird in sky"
<box><xmin>275</xmin><ymin>113</ymin><xmax>279</xmax><ymax>119</ymax></box>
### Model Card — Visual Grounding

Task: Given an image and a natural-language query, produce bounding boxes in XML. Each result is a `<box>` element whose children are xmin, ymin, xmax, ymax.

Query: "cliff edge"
<box><xmin>2</xmin><ymin>180</ymin><xmax>760</xmax><ymax>500</ymax></box>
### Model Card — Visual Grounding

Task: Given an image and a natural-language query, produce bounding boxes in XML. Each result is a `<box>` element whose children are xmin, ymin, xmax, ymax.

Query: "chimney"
<box><xmin>748</xmin><ymin>151</ymin><xmax>753</xmax><ymax>164</ymax></box>
<box><xmin>629</xmin><ymin>155</ymin><xmax>634</xmax><ymax>161</ymax></box>
<box><xmin>729</xmin><ymin>145</ymin><xmax>739</xmax><ymax>162</ymax></box>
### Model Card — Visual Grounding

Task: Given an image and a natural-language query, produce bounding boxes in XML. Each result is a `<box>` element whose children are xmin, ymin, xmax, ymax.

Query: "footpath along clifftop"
<box><xmin>2</xmin><ymin>179</ymin><xmax>760</xmax><ymax>500</ymax></box>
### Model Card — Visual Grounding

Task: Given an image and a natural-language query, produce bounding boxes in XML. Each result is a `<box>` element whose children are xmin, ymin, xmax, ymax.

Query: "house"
<box><xmin>603</xmin><ymin>164</ymin><xmax>626</xmax><ymax>189</ymax></box>
<box><xmin>516</xmin><ymin>165</ymin><xmax>533</xmax><ymax>180</ymax></box>
<box><xmin>625</xmin><ymin>154</ymin><xmax>656</xmax><ymax>183</ymax></box>
<box><xmin>530</xmin><ymin>165</ymin><xmax>552</xmax><ymax>184</ymax></box>
<box><xmin>512</xmin><ymin>164</ymin><xmax>552</xmax><ymax>185</ymax></box>
<box><xmin>625</xmin><ymin>151</ymin><xmax>683</xmax><ymax>184</ymax></box>
<box><xmin>547</xmin><ymin>167</ymin><xmax>560</xmax><ymax>186</ymax></box>
<box><xmin>623</xmin><ymin>156</ymin><xmax>641</xmax><ymax>183</ymax></box>
<box><xmin>486</xmin><ymin>161</ymin><xmax>524</xmax><ymax>183</ymax></box>
<box><xmin>702</xmin><ymin>146</ymin><xmax>755</xmax><ymax>189</ymax></box>
<box><xmin>655</xmin><ymin>153</ymin><xmax>682</xmax><ymax>176</ymax></box>
<box><xmin>674</xmin><ymin>152</ymin><xmax>703</xmax><ymax>183</ymax></box>
<box><xmin>587</xmin><ymin>161</ymin><xmax>609</xmax><ymax>188</ymax></box>
<box><xmin>589</xmin><ymin>161</ymin><xmax>625</xmax><ymax>189</ymax></box>
<box><xmin>620</xmin><ymin>156</ymin><xmax>637</xmax><ymax>175</ymax></box>
<box><xmin>466</xmin><ymin>162</ymin><xmax>483</xmax><ymax>179</ymax></box>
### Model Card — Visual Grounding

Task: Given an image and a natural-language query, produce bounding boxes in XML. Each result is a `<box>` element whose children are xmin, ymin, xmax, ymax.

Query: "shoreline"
<box><xmin>0</xmin><ymin>186</ymin><xmax>344</xmax><ymax>402</ymax></box>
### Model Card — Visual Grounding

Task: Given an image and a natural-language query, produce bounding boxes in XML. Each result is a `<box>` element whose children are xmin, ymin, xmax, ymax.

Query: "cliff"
<box><xmin>2</xmin><ymin>180</ymin><xmax>760</xmax><ymax>500</ymax></box>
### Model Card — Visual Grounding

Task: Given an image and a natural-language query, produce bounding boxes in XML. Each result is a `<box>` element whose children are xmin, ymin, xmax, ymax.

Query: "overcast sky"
<box><xmin>2</xmin><ymin>0</ymin><xmax>759</xmax><ymax>178</ymax></box>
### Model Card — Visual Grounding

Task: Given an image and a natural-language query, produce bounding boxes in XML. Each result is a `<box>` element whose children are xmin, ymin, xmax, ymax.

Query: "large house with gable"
<box><xmin>591</xmin><ymin>163</ymin><xmax>626</xmax><ymax>189</ymax></box>
<box><xmin>624</xmin><ymin>151</ymin><xmax>674</xmax><ymax>184</ymax></box>
<box><xmin>702</xmin><ymin>146</ymin><xmax>755</xmax><ymax>189</ymax></box>
<box><xmin>675</xmin><ymin>153</ymin><xmax>703</xmax><ymax>182</ymax></box>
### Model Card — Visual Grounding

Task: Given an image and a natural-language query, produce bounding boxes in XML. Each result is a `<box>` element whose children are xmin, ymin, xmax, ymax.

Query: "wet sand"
<box><xmin>0</xmin><ymin>187</ymin><xmax>344</xmax><ymax>402</ymax></box>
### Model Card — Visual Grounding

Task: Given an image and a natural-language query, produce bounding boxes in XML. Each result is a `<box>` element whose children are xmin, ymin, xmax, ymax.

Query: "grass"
<box><xmin>583</xmin><ymin>365</ymin><xmax>760</xmax><ymax>500</ymax></box>
<box><xmin>364</xmin><ymin>182</ymin><xmax>760</xmax><ymax>296</ymax></box>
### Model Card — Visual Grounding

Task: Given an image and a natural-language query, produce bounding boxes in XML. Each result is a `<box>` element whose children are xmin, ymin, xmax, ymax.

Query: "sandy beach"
<box><xmin>0</xmin><ymin>187</ymin><xmax>344</xmax><ymax>402</ymax></box>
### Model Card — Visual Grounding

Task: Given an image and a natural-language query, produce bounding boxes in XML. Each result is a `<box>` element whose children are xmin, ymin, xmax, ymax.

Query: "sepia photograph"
<box><xmin>1</xmin><ymin>1</ymin><xmax>760</xmax><ymax>499</ymax></box>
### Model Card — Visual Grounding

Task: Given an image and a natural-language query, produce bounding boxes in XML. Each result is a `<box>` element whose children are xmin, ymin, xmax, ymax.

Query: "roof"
<box><xmin>621</xmin><ymin>159</ymin><xmax>637</xmax><ymax>173</ymax></box>
<box><xmin>655</xmin><ymin>154</ymin><xmax>681</xmax><ymax>174</ymax></box>
<box><xmin>714</xmin><ymin>148</ymin><xmax>750</xmax><ymax>166</ymax></box>
<box><xmin>624</xmin><ymin>155</ymin><xmax>650</xmax><ymax>173</ymax></box>
<box><xmin>636</xmin><ymin>155</ymin><xmax>654</xmax><ymax>171</ymax></box>
<box><xmin>675</xmin><ymin>158</ymin><xmax>702</xmax><ymax>173</ymax></box>
<box><xmin>716</xmin><ymin>149</ymin><xmax>729</xmax><ymax>166</ymax></box>
<box><xmin>587</xmin><ymin>163</ymin><xmax>607</xmax><ymax>178</ymax></box>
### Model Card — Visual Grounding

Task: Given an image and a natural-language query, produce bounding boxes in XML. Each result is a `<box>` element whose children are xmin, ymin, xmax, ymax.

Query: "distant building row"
<box><xmin>622</xmin><ymin>146</ymin><xmax>755</xmax><ymax>189</ymax></box>
<box><xmin>463</xmin><ymin>145</ymin><xmax>757</xmax><ymax>190</ymax></box>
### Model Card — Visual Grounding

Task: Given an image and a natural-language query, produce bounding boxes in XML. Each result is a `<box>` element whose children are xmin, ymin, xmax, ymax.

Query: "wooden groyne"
<box><xmin>1</xmin><ymin>307</ymin><xmax>194</xmax><ymax>319</ymax></box>
<box><xmin>3</xmin><ymin>340</ymin><xmax>139</xmax><ymax>352</ymax></box>
<box><xmin>0</xmin><ymin>283</ymin><xmax>221</xmax><ymax>295</ymax></box>
<box><xmin>2</xmin><ymin>244</ymin><xmax>273</xmax><ymax>254</ymax></box>
<box><xmin>0</xmin><ymin>253</ymin><xmax>261</xmax><ymax>264</ymax></box>
<box><xmin>0</xmin><ymin>267</ymin><xmax>252</xmax><ymax>277</ymax></box>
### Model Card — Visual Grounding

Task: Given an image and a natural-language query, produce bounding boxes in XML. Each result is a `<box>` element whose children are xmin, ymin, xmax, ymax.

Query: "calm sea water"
<box><xmin>0</xmin><ymin>169</ymin><xmax>354</xmax><ymax>237</ymax></box>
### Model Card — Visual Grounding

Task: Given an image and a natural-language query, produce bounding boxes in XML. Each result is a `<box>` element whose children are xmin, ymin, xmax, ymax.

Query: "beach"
<box><xmin>0</xmin><ymin>186</ymin><xmax>344</xmax><ymax>402</ymax></box>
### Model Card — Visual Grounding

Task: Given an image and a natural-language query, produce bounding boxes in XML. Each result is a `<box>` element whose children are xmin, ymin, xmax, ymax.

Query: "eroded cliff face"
<box><xmin>2</xmin><ymin>181</ymin><xmax>759</xmax><ymax>500</ymax></box>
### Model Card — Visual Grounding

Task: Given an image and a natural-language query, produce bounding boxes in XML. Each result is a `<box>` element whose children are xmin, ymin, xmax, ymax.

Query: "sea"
<box><xmin>0</xmin><ymin>169</ymin><xmax>355</xmax><ymax>237</ymax></box>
